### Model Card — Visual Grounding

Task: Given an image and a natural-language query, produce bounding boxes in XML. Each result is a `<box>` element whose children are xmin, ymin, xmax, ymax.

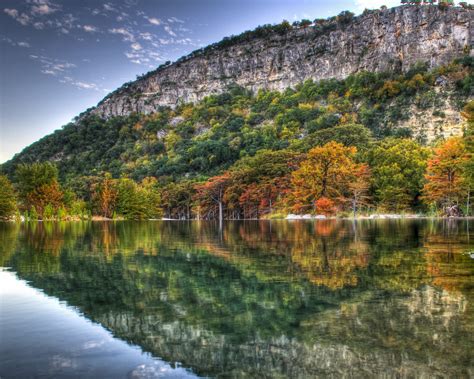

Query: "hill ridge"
<box><xmin>83</xmin><ymin>5</ymin><xmax>471</xmax><ymax>119</ymax></box>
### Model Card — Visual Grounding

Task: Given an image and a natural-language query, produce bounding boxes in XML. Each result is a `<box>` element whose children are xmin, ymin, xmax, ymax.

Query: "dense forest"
<box><xmin>0</xmin><ymin>57</ymin><xmax>473</xmax><ymax>221</ymax></box>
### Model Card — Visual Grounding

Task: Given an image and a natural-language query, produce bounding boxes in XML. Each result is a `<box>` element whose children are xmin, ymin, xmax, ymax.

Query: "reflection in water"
<box><xmin>0</xmin><ymin>220</ymin><xmax>473</xmax><ymax>378</ymax></box>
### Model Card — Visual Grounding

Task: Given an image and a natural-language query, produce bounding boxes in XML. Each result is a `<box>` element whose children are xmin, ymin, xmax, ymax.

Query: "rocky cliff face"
<box><xmin>90</xmin><ymin>5</ymin><xmax>472</xmax><ymax>119</ymax></box>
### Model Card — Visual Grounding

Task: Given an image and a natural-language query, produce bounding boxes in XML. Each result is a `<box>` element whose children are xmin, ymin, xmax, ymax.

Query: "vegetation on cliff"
<box><xmin>0</xmin><ymin>58</ymin><xmax>472</xmax><ymax>220</ymax></box>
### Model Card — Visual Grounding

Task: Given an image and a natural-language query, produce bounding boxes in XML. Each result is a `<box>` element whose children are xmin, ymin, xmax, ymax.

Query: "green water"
<box><xmin>1</xmin><ymin>220</ymin><xmax>473</xmax><ymax>378</ymax></box>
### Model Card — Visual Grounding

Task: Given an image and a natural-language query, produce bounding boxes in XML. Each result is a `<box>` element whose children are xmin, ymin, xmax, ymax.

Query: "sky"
<box><xmin>0</xmin><ymin>0</ymin><xmax>407</xmax><ymax>163</ymax></box>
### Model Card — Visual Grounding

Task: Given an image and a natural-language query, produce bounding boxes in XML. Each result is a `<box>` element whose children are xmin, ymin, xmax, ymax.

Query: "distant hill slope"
<box><xmin>2</xmin><ymin>56</ymin><xmax>472</xmax><ymax>182</ymax></box>
<box><xmin>86</xmin><ymin>5</ymin><xmax>472</xmax><ymax>119</ymax></box>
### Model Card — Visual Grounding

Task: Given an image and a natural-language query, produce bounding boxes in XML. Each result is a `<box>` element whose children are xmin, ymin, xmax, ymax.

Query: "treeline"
<box><xmin>0</xmin><ymin>164</ymin><xmax>161</xmax><ymax>221</ymax></box>
<box><xmin>1</xmin><ymin>101</ymin><xmax>472</xmax><ymax>221</ymax></box>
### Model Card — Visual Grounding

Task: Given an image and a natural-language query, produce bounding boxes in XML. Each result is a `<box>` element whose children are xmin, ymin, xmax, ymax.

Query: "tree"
<box><xmin>299</xmin><ymin>124</ymin><xmax>372</xmax><ymax>152</ymax></box>
<box><xmin>15</xmin><ymin>162</ymin><xmax>58</xmax><ymax>199</ymax></box>
<box><xmin>422</xmin><ymin>137</ymin><xmax>468</xmax><ymax>211</ymax></box>
<box><xmin>92</xmin><ymin>174</ymin><xmax>117</xmax><ymax>218</ymax></box>
<box><xmin>15</xmin><ymin>162</ymin><xmax>64</xmax><ymax>218</ymax></box>
<box><xmin>226</xmin><ymin>150</ymin><xmax>299</xmax><ymax>218</ymax></box>
<box><xmin>290</xmin><ymin>142</ymin><xmax>357</xmax><ymax>213</ymax></box>
<box><xmin>367</xmin><ymin>139</ymin><xmax>429</xmax><ymax>211</ymax></box>
<box><xmin>315</xmin><ymin>197</ymin><xmax>336</xmax><ymax>216</ymax></box>
<box><xmin>0</xmin><ymin>175</ymin><xmax>17</xmax><ymax>220</ymax></box>
<box><xmin>348</xmin><ymin>164</ymin><xmax>371</xmax><ymax>217</ymax></box>
<box><xmin>115</xmin><ymin>177</ymin><xmax>162</xmax><ymax>220</ymax></box>
<box><xmin>26</xmin><ymin>181</ymin><xmax>63</xmax><ymax>218</ymax></box>
<box><xmin>462</xmin><ymin>101</ymin><xmax>474</xmax><ymax>215</ymax></box>
<box><xmin>195</xmin><ymin>172</ymin><xmax>232</xmax><ymax>222</ymax></box>
<box><xmin>160</xmin><ymin>180</ymin><xmax>195</xmax><ymax>219</ymax></box>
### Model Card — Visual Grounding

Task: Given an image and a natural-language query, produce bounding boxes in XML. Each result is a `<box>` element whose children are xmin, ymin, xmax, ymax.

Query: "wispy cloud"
<box><xmin>60</xmin><ymin>77</ymin><xmax>100</xmax><ymax>90</ymax></box>
<box><xmin>2</xmin><ymin>37</ymin><xmax>31</xmax><ymax>48</ymax></box>
<box><xmin>29</xmin><ymin>54</ymin><xmax>104</xmax><ymax>91</ymax></box>
<box><xmin>146</xmin><ymin>16</ymin><xmax>161</xmax><ymax>25</ymax></box>
<box><xmin>164</xmin><ymin>25</ymin><xmax>176</xmax><ymax>37</ymax></box>
<box><xmin>3</xmin><ymin>2</ymin><xmax>83</xmax><ymax>36</ymax></box>
<box><xmin>130</xmin><ymin>42</ymin><xmax>142</xmax><ymax>50</ymax></box>
<box><xmin>109</xmin><ymin>27</ymin><xmax>134</xmax><ymax>41</ymax></box>
<box><xmin>5</xmin><ymin>1</ymin><xmax>198</xmax><ymax>70</ymax></box>
<box><xmin>30</xmin><ymin>54</ymin><xmax>76</xmax><ymax>76</ymax></box>
<box><xmin>4</xmin><ymin>8</ymin><xmax>31</xmax><ymax>26</ymax></box>
<box><xmin>103</xmin><ymin>3</ymin><xmax>117</xmax><ymax>13</ymax></box>
<box><xmin>168</xmin><ymin>17</ymin><xmax>184</xmax><ymax>24</ymax></box>
<box><xmin>82</xmin><ymin>24</ymin><xmax>98</xmax><ymax>33</ymax></box>
<box><xmin>31</xmin><ymin>2</ymin><xmax>60</xmax><ymax>16</ymax></box>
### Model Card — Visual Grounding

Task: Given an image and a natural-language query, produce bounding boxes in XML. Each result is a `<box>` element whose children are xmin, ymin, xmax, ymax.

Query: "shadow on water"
<box><xmin>1</xmin><ymin>219</ymin><xmax>473</xmax><ymax>377</ymax></box>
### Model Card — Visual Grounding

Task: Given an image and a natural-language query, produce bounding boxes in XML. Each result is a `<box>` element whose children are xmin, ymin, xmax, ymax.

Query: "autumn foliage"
<box><xmin>422</xmin><ymin>137</ymin><xmax>468</xmax><ymax>209</ymax></box>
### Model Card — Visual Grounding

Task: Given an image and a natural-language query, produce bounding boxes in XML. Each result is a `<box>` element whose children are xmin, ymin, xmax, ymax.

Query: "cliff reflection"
<box><xmin>0</xmin><ymin>220</ymin><xmax>473</xmax><ymax>377</ymax></box>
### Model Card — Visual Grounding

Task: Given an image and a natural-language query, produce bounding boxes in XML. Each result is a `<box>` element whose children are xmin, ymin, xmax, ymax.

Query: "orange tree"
<box><xmin>194</xmin><ymin>172</ymin><xmax>232</xmax><ymax>221</ymax></box>
<box><xmin>347</xmin><ymin>163</ymin><xmax>371</xmax><ymax>217</ymax></box>
<box><xmin>422</xmin><ymin>137</ymin><xmax>468</xmax><ymax>210</ymax></box>
<box><xmin>289</xmin><ymin>141</ymin><xmax>357</xmax><ymax>213</ymax></box>
<box><xmin>91</xmin><ymin>173</ymin><xmax>117</xmax><ymax>218</ymax></box>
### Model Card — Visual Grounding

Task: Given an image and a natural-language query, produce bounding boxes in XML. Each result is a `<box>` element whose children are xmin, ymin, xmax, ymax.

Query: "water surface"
<box><xmin>1</xmin><ymin>220</ymin><xmax>473</xmax><ymax>378</ymax></box>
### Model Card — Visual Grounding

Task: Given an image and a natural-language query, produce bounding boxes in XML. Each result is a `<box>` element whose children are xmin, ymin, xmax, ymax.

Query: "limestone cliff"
<box><xmin>89</xmin><ymin>5</ymin><xmax>472</xmax><ymax>119</ymax></box>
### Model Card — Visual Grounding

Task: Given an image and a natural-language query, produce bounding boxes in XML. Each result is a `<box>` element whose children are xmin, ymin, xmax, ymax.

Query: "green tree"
<box><xmin>15</xmin><ymin>162</ymin><xmax>58</xmax><ymax>200</ymax></box>
<box><xmin>14</xmin><ymin>162</ymin><xmax>64</xmax><ymax>218</ymax></box>
<box><xmin>367</xmin><ymin>138</ymin><xmax>429</xmax><ymax>211</ymax></box>
<box><xmin>0</xmin><ymin>175</ymin><xmax>17</xmax><ymax>220</ymax></box>
<box><xmin>116</xmin><ymin>177</ymin><xmax>162</xmax><ymax>220</ymax></box>
<box><xmin>462</xmin><ymin>101</ymin><xmax>473</xmax><ymax>214</ymax></box>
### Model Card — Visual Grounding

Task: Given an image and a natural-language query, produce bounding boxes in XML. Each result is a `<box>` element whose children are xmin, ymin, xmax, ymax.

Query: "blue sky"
<box><xmin>0</xmin><ymin>0</ymin><xmax>406</xmax><ymax>163</ymax></box>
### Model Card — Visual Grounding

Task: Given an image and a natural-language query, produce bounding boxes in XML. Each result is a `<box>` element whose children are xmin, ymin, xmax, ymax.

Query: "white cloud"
<box><xmin>4</xmin><ymin>8</ymin><xmax>31</xmax><ymax>26</ymax></box>
<box><xmin>109</xmin><ymin>27</ymin><xmax>134</xmax><ymax>41</ymax></box>
<box><xmin>1</xmin><ymin>37</ymin><xmax>31</xmax><ymax>48</ymax></box>
<box><xmin>168</xmin><ymin>17</ymin><xmax>184</xmax><ymax>23</ymax></box>
<box><xmin>30</xmin><ymin>54</ymin><xmax>76</xmax><ymax>77</ymax></box>
<box><xmin>83</xmin><ymin>25</ymin><xmax>98</xmax><ymax>32</ymax></box>
<box><xmin>59</xmin><ymin>76</ymin><xmax>100</xmax><ymax>91</ymax></box>
<box><xmin>31</xmin><ymin>3</ymin><xmax>57</xmax><ymax>16</ymax></box>
<box><xmin>164</xmin><ymin>25</ymin><xmax>176</xmax><ymax>37</ymax></box>
<box><xmin>103</xmin><ymin>3</ymin><xmax>117</xmax><ymax>12</ymax></box>
<box><xmin>146</xmin><ymin>17</ymin><xmax>161</xmax><ymax>25</ymax></box>
<box><xmin>4</xmin><ymin>8</ymin><xmax>19</xmax><ymax>17</ymax></box>
<box><xmin>73</xmin><ymin>81</ymin><xmax>98</xmax><ymax>90</ymax></box>
<box><xmin>131</xmin><ymin>42</ymin><xmax>142</xmax><ymax>50</ymax></box>
<box><xmin>139</xmin><ymin>32</ymin><xmax>153</xmax><ymax>41</ymax></box>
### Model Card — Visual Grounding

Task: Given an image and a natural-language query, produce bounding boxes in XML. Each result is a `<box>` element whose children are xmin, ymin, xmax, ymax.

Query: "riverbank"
<box><xmin>2</xmin><ymin>214</ymin><xmax>474</xmax><ymax>222</ymax></box>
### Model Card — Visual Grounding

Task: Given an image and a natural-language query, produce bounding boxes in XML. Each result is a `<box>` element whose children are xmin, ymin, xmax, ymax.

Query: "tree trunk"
<box><xmin>467</xmin><ymin>190</ymin><xmax>471</xmax><ymax>217</ymax></box>
<box><xmin>218</xmin><ymin>201</ymin><xmax>223</xmax><ymax>224</ymax></box>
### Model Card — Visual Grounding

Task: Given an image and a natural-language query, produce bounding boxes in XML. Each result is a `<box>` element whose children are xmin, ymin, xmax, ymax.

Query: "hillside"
<box><xmin>87</xmin><ymin>5</ymin><xmax>471</xmax><ymax>119</ymax></box>
<box><xmin>2</xmin><ymin>56</ymin><xmax>472</xmax><ymax>181</ymax></box>
<box><xmin>1</xmin><ymin>4</ymin><xmax>473</xmax><ymax>220</ymax></box>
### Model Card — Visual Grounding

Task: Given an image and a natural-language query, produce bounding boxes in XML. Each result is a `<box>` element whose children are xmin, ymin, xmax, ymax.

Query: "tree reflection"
<box><xmin>0</xmin><ymin>219</ymin><xmax>473</xmax><ymax>377</ymax></box>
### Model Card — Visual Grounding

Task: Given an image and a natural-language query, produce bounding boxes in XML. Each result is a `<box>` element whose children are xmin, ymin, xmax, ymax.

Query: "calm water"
<box><xmin>0</xmin><ymin>220</ymin><xmax>473</xmax><ymax>378</ymax></box>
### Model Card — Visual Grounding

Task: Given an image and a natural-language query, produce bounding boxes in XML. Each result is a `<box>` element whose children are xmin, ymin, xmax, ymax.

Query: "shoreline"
<box><xmin>2</xmin><ymin>215</ymin><xmax>474</xmax><ymax>223</ymax></box>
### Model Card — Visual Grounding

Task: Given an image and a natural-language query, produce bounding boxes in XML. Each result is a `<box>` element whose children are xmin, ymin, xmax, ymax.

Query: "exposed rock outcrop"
<box><xmin>89</xmin><ymin>5</ymin><xmax>472</xmax><ymax>119</ymax></box>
